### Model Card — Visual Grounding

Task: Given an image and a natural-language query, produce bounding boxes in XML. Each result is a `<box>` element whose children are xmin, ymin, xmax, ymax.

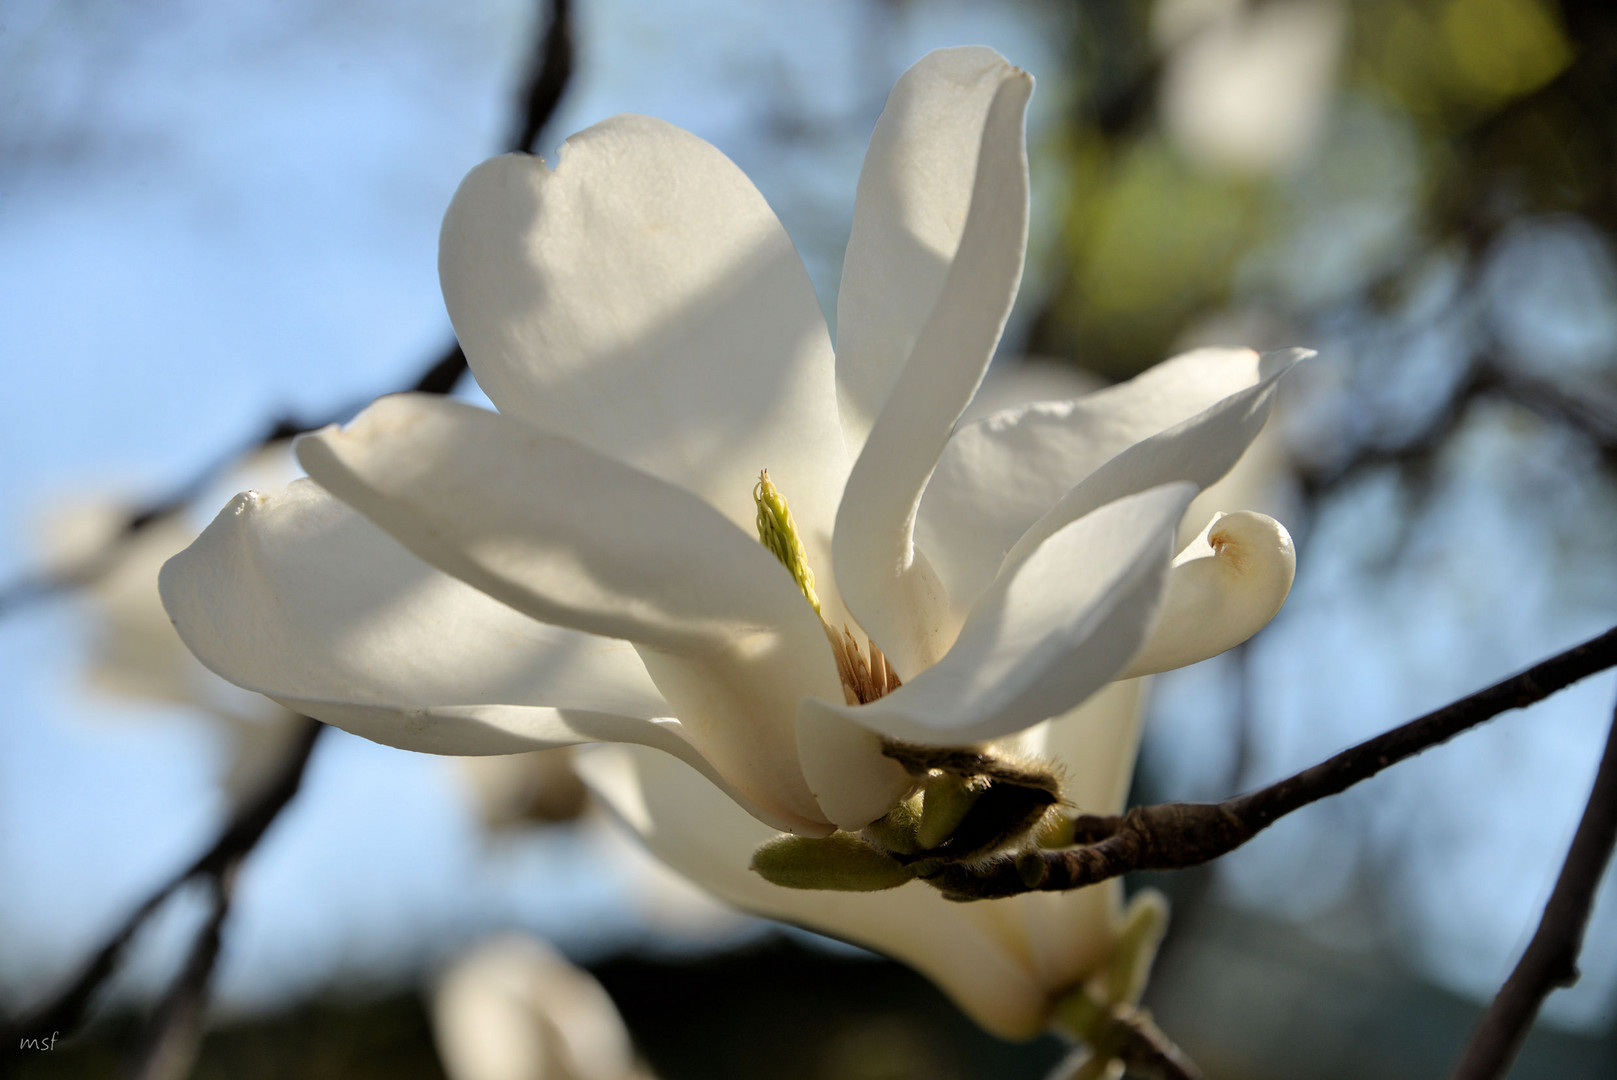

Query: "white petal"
<box><xmin>1120</xmin><ymin>511</ymin><xmax>1295</xmax><ymax>677</ymax></box>
<box><xmin>296</xmin><ymin>394</ymin><xmax>843</xmax><ymax>832</ymax></box>
<box><xmin>959</xmin><ymin>359</ymin><xmax>1106</xmax><ymax>426</ymax></box>
<box><xmin>577</xmin><ymin>744</ymin><xmax>1066</xmax><ymax>1041</ymax></box>
<box><xmin>439</xmin><ymin>124</ymin><xmax>849</xmax><ymax>616</ymax></box>
<box><xmin>918</xmin><ymin>347</ymin><xmax>1308</xmax><ymax>623</ymax></box>
<box><xmin>160</xmin><ymin>478</ymin><xmax>827</xmax><ymax>834</ymax></box>
<box><xmin>794</xmin><ymin>703</ymin><xmax>915</xmax><ymax>830</ymax></box>
<box><xmin>999</xmin><ymin>348</ymin><xmax>1307</xmax><ymax>584</ymax></box>
<box><xmin>832</xmin><ymin>484</ymin><xmax>1197</xmax><ymax>746</ymax></box>
<box><xmin>834</xmin><ymin>69</ymin><xmax>1033</xmax><ymax>678</ymax></box>
<box><xmin>160</xmin><ymin>478</ymin><xmax>665</xmax><ymax>723</ymax></box>
<box><xmin>835</xmin><ymin>47</ymin><xmax>1027</xmax><ymax>455</ymax></box>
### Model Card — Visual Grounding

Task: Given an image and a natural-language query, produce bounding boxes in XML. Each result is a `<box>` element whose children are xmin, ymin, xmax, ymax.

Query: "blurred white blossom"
<box><xmin>1156</xmin><ymin>0</ymin><xmax>1346</xmax><ymax>177</ymax></box>
<box><xmin>434</xmin><ymin>934</ymin><xmax>652</xmax><ymax>1080</ymax></box>
<box><xmin>39</xmin><ymin>448</ymin><xmax>307</xmax><ymax>807</ymax></box>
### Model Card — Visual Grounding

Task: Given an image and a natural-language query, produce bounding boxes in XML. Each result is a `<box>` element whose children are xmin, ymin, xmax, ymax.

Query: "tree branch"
<box><xmin>2</xmin><ymin>719</ymin><xmax>322</xmax><ymax>1045</ymax></box>
<box><xmin>129</xmin><ymin>865</ymin><xmax>240</xmax><ymax>1080</ymax></box>
<box><xmin>931</xmin><ymin>625</ymin><xmax>1617</xmax><ymax>900</ymax></box>
<box><xmin>1447</xmin><ymin>693</ymin><xmax>1617</xmax><ymax>1080</ymax></box>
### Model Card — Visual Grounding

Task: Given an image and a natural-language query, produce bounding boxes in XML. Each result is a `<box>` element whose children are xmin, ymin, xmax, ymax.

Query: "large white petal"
<box><xmin>827</xmin><ymin>484</ymin><xmax>1196</xmax><ymax>747</ymax></box>
<box><xmin>439</xmin><ymin>123</ymin><xmax>849</xmax><ymax>619</ymax></box>
<box><xmin>959</xmin><ymin>359</ymin><xmax>1106</xmax><ymax>426</ymax></box>
<box><xmin>835</xmin><ymin>47</ymin><xmax>1028</xmax><ymax>455</ymax></box>
<box><xmin>296</xmin><ymin>394</ymin><xmax>842</xmax><ymax>833</ymax></box>
<box><xmin>160</xmin><ymin>478</ymin><xmax>665</xmax><ymax>722</ymax></box>
<box><xmin>577</xmin><ymin>743</ymin><xmax>1068</xmax><ymax>1041</ymax></box>
<box><xmin>918</xmin><ymin>347</ymin><xmax>1308</xmax><ymax>623</ymax></box>
<box><xmin>159</xmin><ymin>477</ymin><xmax>820</xmax><ymax>833</ymax></box>
<box><xmin>834</xmin><ymin>68</ymin><xmax>1033</xmax><ymax>679</ymax></box>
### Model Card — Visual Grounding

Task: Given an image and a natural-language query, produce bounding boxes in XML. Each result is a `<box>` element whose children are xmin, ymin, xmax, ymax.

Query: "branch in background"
<box><xmin>1299</xmin><ymin>356</ymin><xmax>1617</xmax><ymax>503</ymax></box>
<box><xmin>130</xmin><ymin>866</ymin><xmax>240</xmax><ymax>1080</ymax></box>
<box><xmin>931</xmin><ymin>625</ymin><xmax>1617</xmax><ymax>900</ymax></box>
<box><xmin>508</xmin><ymin>0</ymin><xmax>574</xmax><ymax>155</ymax></box>
<box><xmin>1</xmin><ymin>719</ymin><xmax>322</xmax><ymax>1045</ymax></box>
<box><xmin>0</xmin><ymin>0</ymin><xmax>576</xmax><ymax>623</ymax></box>
<box><xmin>1447</xmin><ymin>694</ymin><xmax>1617</xmax><ymax>1080</ymax></box>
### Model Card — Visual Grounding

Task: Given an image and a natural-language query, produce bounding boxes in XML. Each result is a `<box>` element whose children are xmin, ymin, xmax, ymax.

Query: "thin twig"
<box><xmin>1448</xmin><ymin>694</ymin><xmax>1617</xmax><ymax>1080</ymax></box>
<box><xmin>0</xmin><ymin>0</ymin><xmax>576</xmax><ymax>622</ymax></box>
<box><xmin>1049</xmin><ymin>1005</ymin><xmax>1202</xmax><ymax>1080</ymax></box>
<box><xmin>1116</xmin><ymin>1009</ymin><xmax>1204</xmax><ymax>1080</ymax></box>
<box><xmin>1</xmin><ymin>720</ymin><xmax>322</xmax><ymax>1045</ymax></box>
<box><xmin>129</xmin><ymin>865</ymin><xmax>240</xmax><ymax>1080</ymax></box>
<box><xmin>1298</xmin><ymin>358</ymin><xmax>1617</xmax><ymax>503</ymax></box>
<box><xmin>931</xmin><ymin>625</ymin><xmax>1617</xmax><ymax>900</ymax></box>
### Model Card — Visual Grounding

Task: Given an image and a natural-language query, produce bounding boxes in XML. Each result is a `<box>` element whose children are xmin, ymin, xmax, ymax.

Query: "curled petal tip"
<box><xmin>1120</xmin><ymin>510</ymin><xmax>1295</xmax><ymax>678</ymax></box>
<box><xmin>1259</xmin><ymin>345</ymin><xmax>1315</xmax><ymax>379</ymax></box>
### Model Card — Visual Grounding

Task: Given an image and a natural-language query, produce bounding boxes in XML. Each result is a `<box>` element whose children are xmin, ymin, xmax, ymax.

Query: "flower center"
<box><xmin>750</xmin><ymin>471</ymin><xmax>1062</xmax><ymax>865</ymax></box>
<box><xmin>753</xmin><ymin>469</ymin><xmax>900</xmax><ymax>707</ymax></box>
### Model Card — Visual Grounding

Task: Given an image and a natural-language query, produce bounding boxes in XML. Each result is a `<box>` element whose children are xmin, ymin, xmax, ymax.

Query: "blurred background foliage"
<box><xmin>3</xmin><ymin>0</ymin><xmax>1616</xmax><ymax>1077</ymax></box>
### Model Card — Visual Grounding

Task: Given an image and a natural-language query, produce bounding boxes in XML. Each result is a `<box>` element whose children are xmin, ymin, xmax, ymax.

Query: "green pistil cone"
<box><xmin>754</xmin><ymin>469</ymin><xmax>820</xmax><ymax>613</ymax></box>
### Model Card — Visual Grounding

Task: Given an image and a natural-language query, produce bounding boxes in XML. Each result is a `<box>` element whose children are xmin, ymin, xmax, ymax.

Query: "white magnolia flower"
<box><xmin>160</xmin><ymin>48</ymin><xmax>1300</xmax><ymax>849</ymax></box>
<box><xmin>1156</xmin><ymin>0</ymin><xmax>1346</xmax><ymax>177</ymax></box>
<box><xmin>434</xmin><ymin>934</ymin><xmax>651</xmax><ymax>1080</ymax></box>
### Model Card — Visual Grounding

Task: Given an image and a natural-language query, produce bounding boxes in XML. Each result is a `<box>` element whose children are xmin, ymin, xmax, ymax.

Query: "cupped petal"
<box><xmin>433</xmin><ymin>935</ymin><xmax>636</xmax><ymax>1080</ymax></box>
<box><xmin>159</xmin><ymin>477</ymin><xmax>823</xmax><ymax>834</ymax></box>
<box><xmin>835</xmin><ymin>46</ymin><xmax>1028</xmax><ymax>455</ymax></box>
<box><xmin>576</xmin><ymin>743</ymin><xmax>1061</xmax><ymax>1040</ymax></box>
<box><xmin>1120</xmin><ymin>510</ymin><xmax>1295</xmax><ymax>678</ymax></box>
<box><xmin>834</xmin><ymin>69</ymin><xmax>1033</xmax><ymax>678</ymax></box>
<box><xmin>439</xmin><ymin>122</ymin><xmax>849</xmax><ymax>617</ymax></box>
<box><xmin>296</xmin><ymin>393</ymin><xmax>843</xmax><ymax>832</ymax></box>
<box><xmin>830</xmin><ymin>483</ymin><xmax>1197</xmax><ymax>747</ymax></box>
<box><xmin>794</xmin><ymin>705</ymin><xmax>915</xmax><ymax>831</ymax></box>
<box><xmin>918</xmin><ymin>347</ymin><xmax>1308</xmax><ymax>623</ymax></box>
